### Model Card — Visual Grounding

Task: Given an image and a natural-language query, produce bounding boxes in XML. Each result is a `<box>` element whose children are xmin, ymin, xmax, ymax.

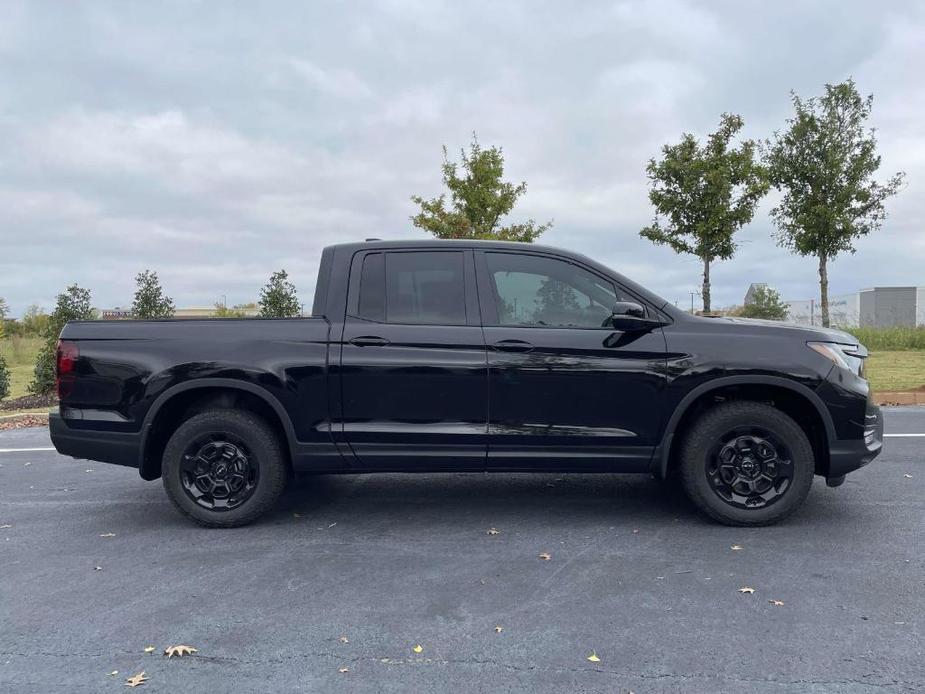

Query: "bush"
<box><xmin>29</xmin><ymin>284</ymin><xmax>94</xmax><ymax>395</ymax></box>
<box><xmin>0</xmin><ymin>354</ymin><xmax>10</xmax><ymax>401</ymax></box>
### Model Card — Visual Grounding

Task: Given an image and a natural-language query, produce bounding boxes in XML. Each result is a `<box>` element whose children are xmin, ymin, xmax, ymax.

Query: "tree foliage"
<box><xmin>739</xmin><ymin>285</ymin><xmax>789</xmax><ymax>320</ymax></box>
<box><xmin>640</xmin><ymin>113</ymin><xmax>768</xmax><ymax>312</ymax></box>
<box><xmin>0</xmin><ymin>354</ymin><xmax>10</xmax><ymax>401</ymax></box>
<box><xmin>411</xmin><ymin>134</ymin><xmax>551</xmax><ymax>242</ymax></box>
<box><xmin>131</xmin><ymin>270</ymin><xmax>175</xmax><ymax>319</ymax></box>
<box><xmin>259</xmin><ymin>270</ymin><xmax>300</xmax><ymax>318</ymax></box>
<box><xmin>765</xmin><ymin>79</ymin><xmax>905</xmax><ymax>327</ymax></box>
<box><xmin>30</xmin><ymin>284</ymin><xmax>94</xmax><ymax>395</ymax></box>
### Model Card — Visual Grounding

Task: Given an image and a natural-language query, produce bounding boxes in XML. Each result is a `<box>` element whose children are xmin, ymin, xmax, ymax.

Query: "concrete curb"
<box><xmin>873</xmin><ymin>392</ymin><xmax>925</xmax><ymax>406</ymax></box>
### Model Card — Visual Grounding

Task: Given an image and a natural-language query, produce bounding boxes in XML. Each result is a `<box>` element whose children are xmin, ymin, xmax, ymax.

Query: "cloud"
<box><xmin>1</xmin><ymin>0</ymin><xmax>924</xmax><ymax>317</ymax></box>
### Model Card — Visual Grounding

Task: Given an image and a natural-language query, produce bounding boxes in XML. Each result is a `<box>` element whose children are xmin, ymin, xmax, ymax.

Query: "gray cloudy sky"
<box><xmin>1</xmin><ymin>0</ymin><xmax>923</xmax><ymax>316</ymax></box>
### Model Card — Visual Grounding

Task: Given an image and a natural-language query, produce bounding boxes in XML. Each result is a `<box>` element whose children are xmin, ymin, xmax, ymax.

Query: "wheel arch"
<box><xmin>139</xmin><ymin>379</ymin><xmax>297</xmax><ymax>481</ymax></box>
<box><xmin>657</xmin><ymin>376</ymin><xmax>836</xmax><ymax>480</ymax></box>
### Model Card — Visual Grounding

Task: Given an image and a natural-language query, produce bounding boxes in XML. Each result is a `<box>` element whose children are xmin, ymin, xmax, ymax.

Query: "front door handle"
<box><xmin>349</xmin><ymin>336</ymin><xmax>390</xmax><ymax>347</ymax></box>
<box><xmin>492</xmin><ymin>339</ymin><xmax>534</xmax><ymax>353</ymax></box>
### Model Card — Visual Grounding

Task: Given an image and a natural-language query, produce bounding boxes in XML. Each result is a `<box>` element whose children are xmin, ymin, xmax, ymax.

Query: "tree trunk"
<box><xmin>818</xmin><ymin>253</ymin><xmax>830</xmax><ymax>328</ymax></box>
<box><xmin>702</xmin><ymin>256</ymin><xmax>711</xmax><ymax>313</ymax></box>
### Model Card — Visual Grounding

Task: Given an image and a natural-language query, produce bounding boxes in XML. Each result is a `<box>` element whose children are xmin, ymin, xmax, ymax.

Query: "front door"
<box><xmin>476</xmin><ymin>250</ymin><xmax>668</xmax><ymax>470</ymax></box>
<box><xmin>338</xmin><ymin>248</ymin><xmax>488</xmax><ymax>469</ymax></box>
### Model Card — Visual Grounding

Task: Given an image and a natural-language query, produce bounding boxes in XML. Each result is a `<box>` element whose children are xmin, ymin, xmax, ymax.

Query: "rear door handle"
<box><xmin>349</xmin><ymin>336</ymin><xmax>390</xmax><ymax>347</ymax></box>
<box><xmin>492</xmin><ymin>339</ymin><xmax>534</xmax><ymax>353</ymax></box>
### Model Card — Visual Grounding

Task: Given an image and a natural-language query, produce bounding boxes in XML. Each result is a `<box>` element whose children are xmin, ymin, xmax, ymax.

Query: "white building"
<box><xmin>785</xmin><ymin>287</ymin><xmax>925</xmax><ymax>328</ymax></box>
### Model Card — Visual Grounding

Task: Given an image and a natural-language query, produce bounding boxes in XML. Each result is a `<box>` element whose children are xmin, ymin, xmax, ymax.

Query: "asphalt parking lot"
<box><xmin>1</xmin><ymin>409</ymin><xmax>923</xmax><ymax>693</ymax></box>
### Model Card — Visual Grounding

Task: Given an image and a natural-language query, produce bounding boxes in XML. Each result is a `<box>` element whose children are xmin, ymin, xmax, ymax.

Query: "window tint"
<box><xmin>486</xmin><ymin>253</ymin><xmax>621</xmax><ymax>328</ymax></box>
<box><xmin>385</xmin><ymin>251</ymin><xmax>467</xmax><ymax>325</ymax></box>
<box><xmin>357</xmin><ymin>252</ymin><xmax>385</xmax><ymax>321</ymax></box>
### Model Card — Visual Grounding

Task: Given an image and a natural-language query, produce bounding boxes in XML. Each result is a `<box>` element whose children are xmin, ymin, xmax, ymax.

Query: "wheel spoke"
<box><xmin>706</xmin><ymin>430</ymin><xmax>793</xmax><ymax>512</ymax></box>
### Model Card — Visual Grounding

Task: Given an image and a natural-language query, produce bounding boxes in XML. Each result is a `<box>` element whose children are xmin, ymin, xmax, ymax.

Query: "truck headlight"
<box><xmin>807</xmin><ymin>341</ymin><xmax>866</xmax><ymax>377</ymax></box>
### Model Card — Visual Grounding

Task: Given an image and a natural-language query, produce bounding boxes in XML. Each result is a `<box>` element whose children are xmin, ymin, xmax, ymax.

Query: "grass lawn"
<box><xmin>864</xmin><ymin>350</ymin><xmax>925</xmax><ymax>392</ymax></box>
<box><xmin>0</xmin><ymin>336</ymin><xmax>42</xmax><ymax>400</ymax></box>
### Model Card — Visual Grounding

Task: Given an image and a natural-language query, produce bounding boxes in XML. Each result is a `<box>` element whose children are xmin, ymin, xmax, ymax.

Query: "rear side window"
<box><xmin>356</xmin><ymin>250</ymin><xmax>467</xmax><ymax>325</ymax></box>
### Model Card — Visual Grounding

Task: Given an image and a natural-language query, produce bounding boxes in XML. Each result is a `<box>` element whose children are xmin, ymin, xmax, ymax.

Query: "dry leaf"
<box><xmin>0</xmin><ymin>524</ymin><xmax>11</xmax><ymax>529</ymax></box>
<box><xmin>23</xmin><ymin>461</ymin><xmax>31</xmax><ymax>466</ymax></box>
<box><xmin>587</xmin><ymin>651</ymin><xmax>601</xmax><ymax>663</ymax></box>
<box><xmin>494</xmin><ymin>626</ymin><xmax>503</xmax><ymax>633</ymax></box>
<box><xmin>730</xmin><ymin>545</ymin><xmax>743</xmax><ymax>551</ymax></box>
<box><xmin>904</xmin><ymin>474</ymin><xmax>913</xmax><ymax>479</ymax></box>
<box><xmin>338</xmin><ymin>667</ymin><xmax>349</xmax><ymax>673</ymax></box>
<box><xmin>94</xmin><ymin>566</ymin><xmax>102</xmax><ymax>571</ymax></box>
<box><xmin>338</xmin><ymin>635</ymin><xmax>349</xmax><ymax>644</ymax></box>
<box><xmin>412</xmin><ymin>644</ymin><xmax>423</xmax><ymax>654</ymax></box>
<box><xmin>487</xmin><ymin>527</ymin><xmax>501</xmax><ymax>535</ymax></box>
<box><xmin>768</xmin><ymin>599</ymin><xmax>784</xmax><ymax>606</ymax></box>
<box><xmin>143</xmin><ymin>646</ymin><xmax>155</xmax><ymax>653</ymax></box>
<box><xmin>125</xmin><ymin>671</ymin><xmax>148</xmax><ymax>688</ymax></box>
<box><xmin>738</xmin><ymin>587</ymin><xmax>756</xmax><ymax>594</ymax></box>
<box><xmin>100</xmin><ymin>533</ymin><xmax>116</xmax><ymax>538</ymax></box>
<box><xmin>164</xmin><ymin>644</ymin><xmax>197</xmax><ymax>658</ymax></box>
<box><xmin>538</xmin><ymin>552</ymin><xmax>551</xmax><ymax>561</ymax></box>
<box><xmin>109</xmin><ymin>671</ymin><xmax>119</xmax><ymax>676</ymax></box>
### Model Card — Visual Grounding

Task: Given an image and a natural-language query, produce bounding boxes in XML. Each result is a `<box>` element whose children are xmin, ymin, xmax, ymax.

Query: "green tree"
<box><xmin>0</xmin><ymin>354</ymin><xmax>10</xmax><ymax>401</ymax></box>
<box><xmin>21</xmin><ymin>305</ymin><xmax>50</xmax><ymax>337</ymax></box>
<box><xmin>411</xmin><ymin>134</ymin><xmax>552</xmax><ymax>242</ymax></box>
<box><xmin>640</xmin><ymin>114</ymin><xmax>768</xmax><ymax>312</ymax></box>
<box><xmin>0</xmin><ymin>297</ymin><xmax>9</xmax><ymax>322</ymax></box>
<box><xmin>131</xmin><ymin>270</ymin><xmax>175</xmax><ymax>319</ymax></box>
<box><xmin>29</xmin><ymin>284</ymin><xmax>94</xmax><ymax>395</ymax></box>
<box><xmin>213</xmin><ymin>302</ymin><xmax>247</xmax><ymax>318</ymax></box>
<box><xmin>740</xmin><ymin>285</ymin><xmax>789</xmax><ymax>320</ymax></box>
<box><xmin>765</xmin><ymin>79</ymin><xmax>905</xmax><ymax>327</ymax></box>
<box><xmin>259</xmin><ymin>270</ymin><xmax>300</xmax><ymax>318</ymax></box>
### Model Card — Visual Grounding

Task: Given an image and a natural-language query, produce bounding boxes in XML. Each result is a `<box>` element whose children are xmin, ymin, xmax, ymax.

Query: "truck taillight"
<box><xmin>56</xmin><ymin>340</ymin><xmax>79</xmax><ymax>399</ymax></box>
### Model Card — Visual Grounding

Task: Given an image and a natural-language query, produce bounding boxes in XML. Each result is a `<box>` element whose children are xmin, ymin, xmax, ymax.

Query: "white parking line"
<box><xmin>0</xmin><ymin>447</ymin><xmax>56</xmax><ymax>453</ymax></box>
<box><xmin>884</xmin><ymin>434</ymin><xmax>925</xmax><ymax>438</ymax></box>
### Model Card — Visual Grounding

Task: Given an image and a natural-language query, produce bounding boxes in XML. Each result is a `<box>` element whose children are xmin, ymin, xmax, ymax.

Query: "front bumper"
<box><xmin>826</xmin><ymin>402</ymin><xmax>883</xmax><ymax>482</ymax></box>
<box><xmin>49</xmin><ymin>412</ymin><xmax>141</xmax><ymax>469</ymax></box>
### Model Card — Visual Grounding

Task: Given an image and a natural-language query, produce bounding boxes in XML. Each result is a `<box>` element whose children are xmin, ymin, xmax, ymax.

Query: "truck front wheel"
<box><xmin>678</xmin><ymin>401</ymin><xmax>815</xmax><ymax>526</ymax></box>
<box><xmin>162</xmin><ymin>409</ymin><xmax>288</xmax><ymax>527</ymax></box>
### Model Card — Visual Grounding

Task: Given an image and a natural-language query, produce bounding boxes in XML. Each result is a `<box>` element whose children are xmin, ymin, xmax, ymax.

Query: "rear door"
<box><xmin>476</xmin><ymin>250</ymin><xmax>668</xmax><ymax>470</ymax></box>
<box><xmin>338</xmin><ymin>249</ymin><xmax>488</xmax><ymax>469</ymax></box>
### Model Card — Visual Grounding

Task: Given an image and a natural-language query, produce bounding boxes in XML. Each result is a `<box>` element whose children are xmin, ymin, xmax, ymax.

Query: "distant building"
<box><xmin>744</xmin><ymin>283</ymin><xmax>767</xmax><ymax>305</ymax></box>
<box><xmin>785</xmin><ymin>287</ymin><xmax>925</xmax><ymax>327</ymax></box>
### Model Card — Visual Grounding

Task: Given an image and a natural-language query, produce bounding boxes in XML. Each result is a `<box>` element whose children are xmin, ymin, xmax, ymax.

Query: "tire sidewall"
<box><xmin>162</xmin><ymin>410</ymin><xmax>286</xmax><ymax>527</ymax></box>
<box><xmin>681</xmin><ymin>403</ymin><xmax>815</xmax><ymax>525</ymax></box>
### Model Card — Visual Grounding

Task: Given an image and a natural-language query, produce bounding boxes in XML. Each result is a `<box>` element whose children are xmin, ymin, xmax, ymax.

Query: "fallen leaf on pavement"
<box><xmin>164</xmin><ymin>644</ymin><xmax>197</xmax><ymax>658</ymax></box>
<box><xmin>338</xmin><ymin>635</ymin><xmax>349</xmax><ymax>643</ymax></box>
<box><xmin>143</xmin><ymin>646</ymin><xmax>155</xmax><ymax>653</ymax></box>
<box><xmin>769</xmin><ymin>600</ymin><xmax>784</xmax><ymax>606</ymax></box>
<box><xmin>0</xmin><ymin>524</ymin><xmax>11</xmax><ymax>529</ymax></box>
<box><xmin>487</xmin><ymin>527</ymin><xmax>501</xmax><ymax>535</ymax></box>
<box><xmin>109</xmin><ymin>671</ymin><xmax>119</xmax><ymax>676</ymax></box>
<box><xmin>738</xmin><ymin>587</ymin><xmax>756</xmax><ymax>594</ymax></box>
<box><xmin>494</xmin><ymin>626</ymin><xmax>503</xmax><ymax>633</ymax></box>
<box><xmin>539</xmin><ymin>552</ymin><xmax>551</xmax><ymax>561</ymax></box>
<box><xmin>94</xmin><ymin>566</ymin><xmax>102</xmax><ymax>571</ymax></box>
<box><xmin>339</xmin><ymin>667</ymin><xmax>349</xmax><ymax>673</ymax></box>
<box><xmin>587</xmin><ymin>651</ymin><xmax>601</xmax><ymax>663</ymax></box>
<box><xmin>904</xmin><ymin>474</ymin><xmax>913</xmax><ymax>479</ymax></box>
<box><xmin>100</xmin><ymin>533</ymin><xmax>116</xmax><ymax>538</ymax></box>
<box><xmin>730</xmin><ymin>545</ymin><xmax>743</xmax><ymax>551</ymax></box>
<box><xmin>125</xmin><ymin>671</ymin><xmax>147</xmax><ymax>687</ymax></box>
<box><xmin>412</xmin><ymin>644</ymin><xmax>423</xmax><ymax>654</ymax></box>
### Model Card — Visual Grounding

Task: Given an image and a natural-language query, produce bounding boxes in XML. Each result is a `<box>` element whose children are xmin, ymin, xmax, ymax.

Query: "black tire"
<box><xmin>162</xmin><ymin>409</ymin><xmax>288</xmax><ymax>528</ymax></box>
<box><xmin>678</xmin><ymin>401</ymin><xmax>814</xmax><ymax>526</ymax></box>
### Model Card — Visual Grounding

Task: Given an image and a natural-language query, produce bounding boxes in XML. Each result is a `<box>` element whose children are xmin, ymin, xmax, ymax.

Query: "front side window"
<box><xmin>356</xmin><ymin>251</ymin><xmax>467</xmax><ymax>325</ymax></box>
<box><xmin>486</xmin><ymin>252</ymin><xmax>621</xmax><ymax>328</ymax></box>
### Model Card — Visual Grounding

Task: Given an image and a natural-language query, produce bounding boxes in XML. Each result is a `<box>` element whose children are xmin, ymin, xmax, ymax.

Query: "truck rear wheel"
<box><xmin>678</xmin><ymin>401</ymin><xmax>815</xmax><ymax>526</ymax></box>
<box><xmin>162</xmin><ymin>409</ymin><xmax>288</xmax><ymax>527</ymax></box>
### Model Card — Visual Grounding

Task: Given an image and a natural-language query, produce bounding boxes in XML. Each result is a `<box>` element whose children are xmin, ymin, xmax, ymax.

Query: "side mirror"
<box><xmin>610</xmin><ymin>301</ymin><xmax>658</xmax><ymax>331</ymax></box>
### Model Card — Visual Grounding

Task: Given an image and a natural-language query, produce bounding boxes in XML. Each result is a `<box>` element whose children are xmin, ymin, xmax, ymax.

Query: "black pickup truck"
<box><xmin>50</xmin><ymin>240</ymin><xmax>882</xmax><ymax>527</ymax></box>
